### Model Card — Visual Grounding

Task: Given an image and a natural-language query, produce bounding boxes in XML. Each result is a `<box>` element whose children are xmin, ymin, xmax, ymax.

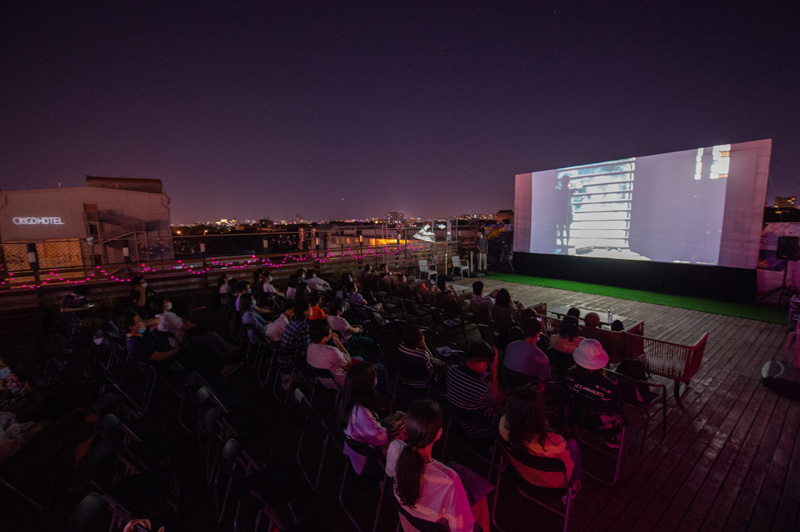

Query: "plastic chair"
<box><xmin>417</xmin><ymin>260</ymin><xmax>438</xmax><ymax>283</ymax></box>
<box><xmin>492</xmin><ymin>440</ymin><xmax>576</xmax><ymax>532</ymax></box>
<box><xmin>451</xmin><ymin>256</ymin><xmax>470</xmax><ymax>278</ymax></box>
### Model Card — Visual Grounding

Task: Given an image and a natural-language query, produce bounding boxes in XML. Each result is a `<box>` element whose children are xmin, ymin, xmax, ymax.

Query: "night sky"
<box><xmin>1</xmin><ymin>1</ymin><xmax>798</xmax><ymax>223</ymax></box>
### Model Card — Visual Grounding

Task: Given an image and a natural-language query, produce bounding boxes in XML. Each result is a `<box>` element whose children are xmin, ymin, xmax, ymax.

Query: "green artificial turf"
<box><xmin>491</xmin><ymin>273</ymin><xmax>787</xmax><ymax>324</ymax></box>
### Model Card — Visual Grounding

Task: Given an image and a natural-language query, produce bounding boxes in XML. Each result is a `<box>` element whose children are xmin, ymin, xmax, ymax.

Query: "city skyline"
<box><xmin>1</xmin><ymin>2</ymin><xmax>797</xmax><ymax>223</ymax></box>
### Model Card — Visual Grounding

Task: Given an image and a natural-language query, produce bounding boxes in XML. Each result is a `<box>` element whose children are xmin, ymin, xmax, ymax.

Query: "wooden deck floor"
<box><xmin>478</xmin><ymin>277</ymin><xmax>799</xmax><ymax>532</ymax></box>
<box><xmin>2</xmin><ymin>276</ymin><xmax>796</xmax><ymax>532</ymax></box>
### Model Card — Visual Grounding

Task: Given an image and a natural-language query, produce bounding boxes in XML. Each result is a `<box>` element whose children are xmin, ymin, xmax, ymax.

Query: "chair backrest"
<box><xmin>501</xmin><ymin>365</ymin><xmax>540</xmax><ymax>392</ymax></box>
<box><xmin>451</xmin><ymin>256</ymin><xmax>462</xmax><ymax>268</ymax></box>
<box><xmin>500</xmin><ymin>439</ymin><xmax>569</xmax><ymax>489</ymax></box>
<box><xmin>65</xmin><ymin>492</ymin><xmax>108</xmax><ymax>532</ymax></box>
<box><xmin>389</xmin><ymin>480</ymin><xmax>450</xmax><ymax>532</ymax></box>
<box><xmin>418</xmin><ymin>260</ymin><xmax>430</xmax><ymax>272</ymax></box>
<box><xmin>470</xmin><ymin>301</ymin><xmax>493</xmax><ymax>325</ymax></box>
<box><xmin>478</xmin><ymin>324</ymin><xmax>497</xmax><ymax>346</ymax></box>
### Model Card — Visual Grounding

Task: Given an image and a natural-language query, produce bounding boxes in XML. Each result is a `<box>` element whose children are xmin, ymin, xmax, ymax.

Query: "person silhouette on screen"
<box><xmin>556</xmin><ymin>174</ymin><xmax>573</xmax><ymax>253</ymax></box>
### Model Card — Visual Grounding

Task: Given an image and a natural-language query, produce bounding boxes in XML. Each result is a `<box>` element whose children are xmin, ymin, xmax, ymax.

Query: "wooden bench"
<box><xmin>623</xmin><ymin>332</ymin><xmax>709</xmax><ymax>400</ymax></box>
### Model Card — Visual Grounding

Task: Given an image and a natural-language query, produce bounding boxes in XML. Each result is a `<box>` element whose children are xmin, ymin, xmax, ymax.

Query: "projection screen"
<box><xmin>513</xmin><ymin>139</ymin><xmax>772</xmax><ymax>269</ymax></box>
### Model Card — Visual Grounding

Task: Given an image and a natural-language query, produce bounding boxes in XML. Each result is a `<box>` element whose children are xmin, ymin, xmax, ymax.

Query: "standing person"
<box><xmin>385</xmin><ymin>400</ymin><xmax>493</xmax><ymax>532</ymax></box>
<box><xmin>476</xmin><ymin>232</ymin><xmax>488</xmax><ymax>272</ymax></box>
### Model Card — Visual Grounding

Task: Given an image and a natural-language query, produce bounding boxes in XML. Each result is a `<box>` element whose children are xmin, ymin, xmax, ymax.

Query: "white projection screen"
<box><xmin>514</xmin><ymin>139</ymin><xmax>772</xmax><ymax>269</ymax></box>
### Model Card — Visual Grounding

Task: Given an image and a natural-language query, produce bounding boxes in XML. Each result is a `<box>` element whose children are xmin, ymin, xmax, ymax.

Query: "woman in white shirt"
<box><xmin>386</xmin><ymin>400</ymin><xmax>492</xmax><ymax>532</ymax></box>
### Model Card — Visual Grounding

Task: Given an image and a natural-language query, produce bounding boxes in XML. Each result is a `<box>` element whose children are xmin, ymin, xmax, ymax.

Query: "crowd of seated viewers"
<box><xmin>3</xmin><ymin>264</ymin><xmax>635</xmax><ymax>531</ymax></box>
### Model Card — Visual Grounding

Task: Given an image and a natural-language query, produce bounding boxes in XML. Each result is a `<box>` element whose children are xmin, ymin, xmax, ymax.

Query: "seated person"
<box><xmin>124</xmin><ymin>313</ymin><xmax>230</xmax><ymax>377</ymax></box>
<box><xmin>494</xmin><ymin>288</ymin><xmax>524</xmax><ymax>310</ymax></box>
<box><xmin>285</xmin><ymin>275</ymin><xmax>299</xmax><ymax>300</ymax></box>
<box><xmin>610</xmin><ymin>319</ymin><xmax>625</xmax><ymax>332</ymax></box>
<box><xmin>217</xmin><ymin>273</ymin><xmax>233</xmax><ymax>307</ymax></box>
<box><xmin>550</xmin><ymin>316</ymin><xmax>585</xmax><ymax>355</ymax></box>
<box><xmin>346</xmin><ymin>282</ymin><xmax>383</xmax><ymax>317</ymax></box>
<box><xmin>445</xmin><ymin>342</ymin><xmax>502</xmax><ymax>442</ymax></box>
<box><xmin>338</xmin><ymin>362</ymin><xmax>405</xmax><ymax>474</ymax></box>
<box><xmin>235</xmin><ymin>281</ymin><xmax>271</xmax><ymax>315</ymax></box>
<box><xmin>278</xmin><ymin>299</ymin><xmax>312</xmax><ymax>388</ymax></box>
<box><xmin>566</xmin><ymin>307</ymin><xmax>581</xmax><ymax>319</ymax></box>
<box><xmin>385</xmin><ymin>400</ymin><xmax>493</xmax><ymax>532</ymax></box>
<box><xmin>307</xmin><ymin>291</ymin><xmax>326</xmax><ymax>320</ymax></box>
<box><xmin>152</xmin><ymin>296</ymin><xmax>235</xmax><ymax>359</ymax></box>
<box><xmin>394</xmin><ymin>272</ymin><xmax>413</xmax><ymax>299</ymax></box>
<box><xmin>499</xmin><ymin>383</ymin><xmax>581</xmax><ymax>490</ymax></box>
<box><xmin>129</xmin><ymin>275</ymin><xmax>156</xmax><ymax>318</ymax></box>
<box><xmin>306</xmin><ymin>319</ymin><xmax>355</xmax><ymax>390</ymax></box>
<box><xmin>503</xmin><ymin>317</ymin><xmax>551</xmax><ymax>382</ymax></box>
<box><xmin>239</xmin><ymin>293</ymin><xmax>268</xmax><ymax>345</ymax></box>
<box><xmin>261</xmin><ymin>269</ymin><xmax>284</xmax><ymax>298</ymax></box>
<box><xmin>60</xmin><ymin>285</ymin><xmax>92</xmax><ymax>315</ymax></box>
<box><xmin>564</xmin><ymin>339</ymin><xmax>623</xmax><ymax>441</ymax></box>
<box><xmin>266</xmin><ymin>299</ymin><xmax>294</xmax><ymax>343</ymax></box>
<box><xmin>305</xmin><ymin>269</ymin><xmax>331</xmax><ymax>292</ymax></box>
<box><xmin>295</xmin><ymin>281</ymin><xmax>310</xmax><ymax>301</ymax></box>
<box><xmin>327</xmin><ymin>300</ymin><xmax>382</xmax><ymax>361</ymax></box>
<box><xmin>336</xmin><ymin>273</ymin><xmax>355</xmax><ymax>300</ymax></box>
<box><xmin>470</xmin><ymin>281</ymin><xmax>498</xmax><ymax>306</ymax></box>
<box><xmin>397</xmin><ymin>325</ymin><xmax>446</xmax><ymax>388</ymax></box>
<box><xmin>583</xmin><ymin>312</ymin><xmax>601</xmax><ymax>329</ymax></box>
<box><xmin>359</xmin><ymin>265</ymin><xmax>374</xmax><ymax>289</ymax></box>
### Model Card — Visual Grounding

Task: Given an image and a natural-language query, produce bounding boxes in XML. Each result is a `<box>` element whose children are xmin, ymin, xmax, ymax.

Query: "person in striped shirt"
<box><xmin>397</xmin><ymin>325</ymin><xmax>445</xmax><ymax>389</ymax></box>
<box><xmin>445</xmin><ymin>342</ymin><xmax>502</xmax><ymax>442</ymax></box>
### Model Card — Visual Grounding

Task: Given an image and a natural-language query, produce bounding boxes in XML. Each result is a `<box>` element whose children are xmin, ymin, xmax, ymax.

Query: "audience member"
<box><xmin>610</xmin><ymin>319</ymin><xmax>625</xmax><ymax>332</ymax></box>
<box><xmin>385</xmin><ymin>400</ymin><xmax>493</xmax><ymax>532</ymax></box>
<box><xmin>397</xmin><ymin>325</ymin><xmax>445</xmax><ymax>389</ymax></box>
<box><xmin>235</xmin><ymin>281</ymin><xmax>270</xmax><ymax>315</ymax></box>
<box><xmin>494</xmin><ymin>288</ymin><xmax>524</xmax><ymax>310</ymax></box>
<box><xmin>503</xmin><ymin>318</ymin><xmax>551</xmax><ymax>382</ymax></box>
<box><xmin>471</xmin><ymin>281</ymin><xmax>498</xmax><ymax>305</ymax></box>
<box><xmin>266</xmin><ymin>299</ymin><xmax>294</xmax><ymax>342</ymax></box>
<box><xmin>564</xmin><ymin>339</ymin><xmax>623</xmax><ymax>443</ymax></box>
<box><xmin>550</xmin><ymin>316</ymin><xmax>585</xmax><ymax>354</ymax></box>
<box><xmin>286</xmin><ymin>275</ymin><xmax>299</xmax><ymax>300</ymax></box>
<box><xmin>445</xmin><ymin>342</ymin><xmax>502</xmax><ymax>442</ymax></box>
<box><xmin>262</xmin><ymin>269</ymin><xmax>284</xmax><ymax>297</ymax></box>
<box><xmin>305</xmin><ymin>269</ymin><xmax>331</xmax><ymax>292</ymax></box>
<box><xmin>278</xmin><ymin>299</ymin><xmax>312</xmax><ymax>388</ymax></box>
<box><xmin>566</xmin><ymin>307</ymin><xmax>580</xmax><ymax>319</ymax></box>
<box><xmin>339</xmin><ymin>362</ymin><xmax>405</xmax><ymax>474</ymax></box>
<box><xmin>308</xmin><ymin>291</ymin><xmax>326</xmax><ymax>320</ymax></box>
<box><xmin>306</xmin><ymin>319</ymin><xmax>356</xmax><ymax>390</ymax></box>
<box><xmin>583</xmin><ymin>312</ymin><xmax>601</xmax><ymax>329</ymax></box>
<box><xmin>129</xmin><ymin>275</ymin><xmax>156</xmax><ymax>317</ymax></box>
<box><xmin>499</xmin><ymin>383</ymin><xmax>581</xmax><ymax>490</ymax></box>
<box><xmin>153</xmin><ymin>296</ymin><xmax>236</xmax><ymax>361</ymax></box>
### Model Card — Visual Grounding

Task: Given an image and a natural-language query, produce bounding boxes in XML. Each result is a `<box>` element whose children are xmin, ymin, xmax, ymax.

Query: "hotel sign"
<box><xmin>13</xmin><ymin>216</ymin><xmax>65</xmax><ymax>225</ymax></box>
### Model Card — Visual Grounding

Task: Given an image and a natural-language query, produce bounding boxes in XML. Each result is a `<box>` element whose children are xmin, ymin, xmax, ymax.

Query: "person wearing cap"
<box><xmin>564</xmin><ymin>339</ymin><xmax>623</xmax><ymax>443</ymax></box>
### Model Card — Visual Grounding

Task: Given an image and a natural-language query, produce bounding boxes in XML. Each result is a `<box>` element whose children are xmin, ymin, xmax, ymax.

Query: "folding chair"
<box><xmin>431</xmin><ymin>307</ymin><xmax>468</xmax><ymax>347</ymax></box>
<box><xmin>565</xmin><ymin>392</ymin><xmax>626</xmax><ymax>485</ymax></box>
<box><xmin>293</xmin><ymin>388</ymin><xmax>339</xmax><ymax>490</ymax></box>
<box><xmin>492</xmin><ymin>440</ymin><xmax>576</xmax><ymax>532</ymax></box>
<box><xmin>339</xmin><ymin>436</ymin><xmax>388</xmax><ymax>532</ymax></box>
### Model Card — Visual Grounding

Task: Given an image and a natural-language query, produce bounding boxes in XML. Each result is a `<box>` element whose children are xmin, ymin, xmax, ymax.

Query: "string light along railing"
<box><xmin>0</xmin><ymin>242</ymin><xmax>426</xmax><ymax>290</ymax></box>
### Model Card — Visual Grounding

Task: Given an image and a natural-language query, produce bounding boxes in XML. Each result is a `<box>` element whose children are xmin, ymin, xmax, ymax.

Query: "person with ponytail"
<box><xmin>385</xmin><ymin>400</ymin><xmax>492</xmax><ymax>532</ymax></box>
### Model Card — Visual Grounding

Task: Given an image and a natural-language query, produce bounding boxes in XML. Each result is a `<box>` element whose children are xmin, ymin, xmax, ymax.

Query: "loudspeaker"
<box><xmin>777</xmin><ymin>236</ymin><xmax>800</xmax><ymax>261</ymax></box>
<box><xmin>762</xmin><ymin>361</ymin><xmax>800</xmax><ymax>400</ymax></box>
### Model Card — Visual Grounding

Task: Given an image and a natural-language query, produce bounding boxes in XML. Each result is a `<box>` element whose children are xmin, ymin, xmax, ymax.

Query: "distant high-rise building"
<box><xmin>776</xmin><ymin>196</ymin><xmax>797</xmax><ymax>209</ymax></box>
<box><xmin>385</xmin><ymin>211</ymin><xmax>404</xmax><ymax>222</ymax></box>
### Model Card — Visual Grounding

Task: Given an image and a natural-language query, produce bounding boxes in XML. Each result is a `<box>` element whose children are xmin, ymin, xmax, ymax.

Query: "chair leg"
<box><xmin>338</xmin><ymin>462</ymin><xmax>366</xmax><ymax>532</ymax></box>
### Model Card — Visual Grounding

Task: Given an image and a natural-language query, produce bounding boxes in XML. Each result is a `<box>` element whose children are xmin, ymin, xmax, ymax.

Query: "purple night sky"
<box><xmin>1</xmin><ymin>1</ymin><xmax>798</xmax><ymax>223</ymax></box>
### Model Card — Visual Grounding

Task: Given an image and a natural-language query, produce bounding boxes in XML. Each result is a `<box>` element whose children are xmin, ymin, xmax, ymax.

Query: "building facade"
<box><xmin>0</xmin><ymin>177</ymin><xmax>172</xmax><ymax>271</ymax></box>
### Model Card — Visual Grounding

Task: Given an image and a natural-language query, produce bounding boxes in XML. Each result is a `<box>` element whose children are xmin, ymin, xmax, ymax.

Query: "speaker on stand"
<box><xmin>759</xmin><ymin>236</ymin><xmax>799</xmax><ymax>305</ymax></box>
